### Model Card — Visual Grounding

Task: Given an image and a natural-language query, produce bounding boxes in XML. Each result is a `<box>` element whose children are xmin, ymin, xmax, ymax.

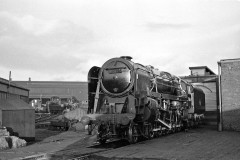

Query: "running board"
<box><xmin>157</xmin><ymin>119</ymin><xmax>172</xmax><ymax>129</ymax></box>
<box><xmin>153</xmin><ymin>127</ymin><xmax>168</xmax><ymax>132</ymax></box>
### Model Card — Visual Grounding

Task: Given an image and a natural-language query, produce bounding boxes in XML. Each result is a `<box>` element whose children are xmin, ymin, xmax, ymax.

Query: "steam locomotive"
<box><xmin>81</xmin><ymin>56</ymin><xmax>205</xmax><ymax>144</ymax></box>
<box><xmin>47</xmin><ymin>96</ymin><xmax>64</xmax><ymax>114</ymax></box>
<box><xmin>47</xmin><ymin>96</ymin><xmax>80</xmax><ymax>114</ymax></box>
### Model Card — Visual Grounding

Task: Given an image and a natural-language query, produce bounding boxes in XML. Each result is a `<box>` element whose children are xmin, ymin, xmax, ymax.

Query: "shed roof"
<box><xmin>203</xmin><ymin>77</ymin><xmax>217</xmax><ymax>82</ymax></box>
<box><xmin>0</xmin><ymin>78</ymin><xmax>29</xmax><ymax>91</ymax></box>
<box><xmin>0</xmin><ymin>98</ymin><xmax>33</xmax><ymax>110</ymax></box>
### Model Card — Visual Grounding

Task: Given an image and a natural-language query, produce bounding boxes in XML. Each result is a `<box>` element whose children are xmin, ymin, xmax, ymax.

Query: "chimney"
<box><xmin>120</xmin><ymin>56</ymin><xmax>132</xmax><ymax>61</ymax></box>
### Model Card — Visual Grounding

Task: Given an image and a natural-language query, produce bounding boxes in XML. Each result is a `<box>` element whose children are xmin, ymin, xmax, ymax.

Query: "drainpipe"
<box><xmin>218</xmin><ymin>61</ymin><xmax>223</xmax><ymax>131</ymax></box>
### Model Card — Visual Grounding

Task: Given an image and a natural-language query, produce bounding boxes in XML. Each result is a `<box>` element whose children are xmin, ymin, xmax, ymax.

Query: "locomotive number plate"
<box><xmin>108</xmin><ymin>69</ymin><xmax>122</xmax><ymax>74</ymax></box>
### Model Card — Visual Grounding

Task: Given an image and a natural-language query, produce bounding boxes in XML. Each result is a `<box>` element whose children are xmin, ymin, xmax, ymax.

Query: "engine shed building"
<box><xmin>181</xmin><ymin>66</ymin><xmax>218</xmax><ymax>127</ymax></box>
<box><xmin>218</xmin><ymin>58</ymin><xmax>240</xmax><ymax>131</ymax></box>
<box><xmin>14</xmin><ymin>80</ymin><xmax>88</xmax><ymax>107</ymax></box>
<box><xmin>0</xmin><ymin>77</ymin><xmax>35</xmax><ymax>141</ymax></box>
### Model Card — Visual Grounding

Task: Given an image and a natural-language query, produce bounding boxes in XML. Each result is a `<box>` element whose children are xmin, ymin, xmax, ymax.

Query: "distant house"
<box><xmin>189</xmin><ymin>66</ymin><xmax>216</xmax><ymax>77</ymax></box>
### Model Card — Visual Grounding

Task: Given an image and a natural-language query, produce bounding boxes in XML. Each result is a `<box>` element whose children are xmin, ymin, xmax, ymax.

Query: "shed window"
<box><xmin>0</xmin><ymin>91</ymin><xmax>7</xmax><ymax>99</ymax></box>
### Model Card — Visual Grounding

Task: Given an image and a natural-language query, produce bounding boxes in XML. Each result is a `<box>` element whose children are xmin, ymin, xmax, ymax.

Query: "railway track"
<box><xmin>35</xmin><ymin>113</ymin><xmax>61</xmax><ymax>124</ymax></box>
<box><xmin>20</xmin><ymin>139</ymin><xmax>129</xmax><ymax>160</ymax></box>
<box><xmin>35</xmin><ymin>113</ymin><xmax>63</xmax><ymax>129</ymax></box>
<box><xmin>47</xmin><ymin>137</ymin><xmax>130</xmax><ymax>160</ymax></box>
<box><xmin>65</xmin><ymin>126</ymin><xmax>192</xmax><ymax>160</ymax></box>
<box><xmin>67</xmin><ymin>140</ymin><xmax>130</xmax><ymax>160</ymax></box>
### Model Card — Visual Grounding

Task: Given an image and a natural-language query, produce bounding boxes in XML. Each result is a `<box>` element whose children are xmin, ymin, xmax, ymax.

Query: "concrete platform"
<box><xmin>0</xmin><ymin>129</ymin><xmax>90</xmax><ymax>160</ymax></box>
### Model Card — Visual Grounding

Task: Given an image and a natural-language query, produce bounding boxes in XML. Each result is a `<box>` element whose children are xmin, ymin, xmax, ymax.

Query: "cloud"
<box><xmin>0</xmin><ymin>12</ymin><xmax>96</xmax><ymax>80</ymax></box>
<box><xmin>0</xmin><ymin>12</ymin><xmax>95</xmax><ymax>46</ymax></box>
<box><xmin>146</xmin><ymin>22</ymin><xmax>191</xmax><ymax>31</ymax></box>
<box><xmin>1</xmin><ymin>1</ymin><xmax>240</xmax><ymax>81</ymax></box>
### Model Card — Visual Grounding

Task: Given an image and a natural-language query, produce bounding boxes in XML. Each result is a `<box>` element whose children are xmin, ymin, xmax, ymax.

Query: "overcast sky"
<box><xmin>0</xmin><ymin>0</ymin><xmax>240</xmax><ymax>81</ymax></box>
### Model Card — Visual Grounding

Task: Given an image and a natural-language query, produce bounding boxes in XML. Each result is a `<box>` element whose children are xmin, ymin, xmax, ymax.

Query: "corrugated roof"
<box><xmin>0</xmin><ymin>98</ymin><xmax>33</xmax><ymax>110</ymax></box>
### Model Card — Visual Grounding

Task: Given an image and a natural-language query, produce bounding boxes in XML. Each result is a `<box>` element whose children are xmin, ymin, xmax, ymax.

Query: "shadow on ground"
<box><xmin>27</xmin><ymin>128</ymin><xmax>64</xmax><ymax>146</ymax></box>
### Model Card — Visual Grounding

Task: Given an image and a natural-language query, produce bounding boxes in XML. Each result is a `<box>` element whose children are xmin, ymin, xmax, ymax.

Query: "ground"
<box><xmin>0</xmin><ymin>126</ymin><xmax>240</xmax><ymax>160</ymax></box>
<box><xmin>92</xmin><ymin>126</ymin><xmax>240</xmax><ymax>160</ymax></box>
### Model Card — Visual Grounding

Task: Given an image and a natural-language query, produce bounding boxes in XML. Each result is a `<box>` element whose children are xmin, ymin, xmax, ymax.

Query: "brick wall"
<box><xmin>221</xmin><ymin>60</ymin><xmax>240</xmax><ymax>131</ymax></box>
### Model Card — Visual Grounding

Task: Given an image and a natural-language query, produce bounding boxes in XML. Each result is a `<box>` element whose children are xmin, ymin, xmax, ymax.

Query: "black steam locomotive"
<box><xmin>47</xmin><ymin>96</ymin><xmax>64</xmax><ymax>114</ymax></box>
<box><xmin>81</xmin><ymin>56</ymin><xmax>205</xmax><ymax>144</ymax></box>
